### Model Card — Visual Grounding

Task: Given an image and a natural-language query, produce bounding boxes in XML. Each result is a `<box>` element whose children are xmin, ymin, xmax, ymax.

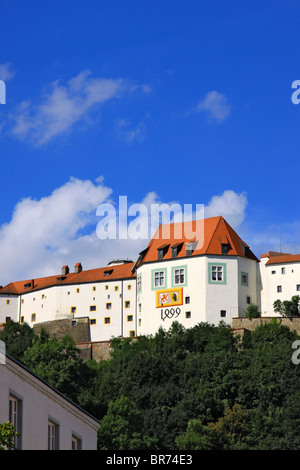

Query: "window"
<box><xmin>76</xmin><ymin>288</ymin><xmax>80</xmax><ymax>293</ymax></box>
<box><xmin>185</xmin><ymin>296</ymin><xmax>190</xmax><ymax>304</ymax></box>
<box><xmin>89</xmin><ymin>305</ymin><xmax>96</xmax><ymax>311</ymax></box>
<box><xmin>241</xmin><ymin>272</ymin><xmax>248</xmax><ymax>286</ymax></box>
<box><xmin>105</xmin><ymin>285</ymin><xmax>108</xmax><ymax>290</ymax></box>
<box><xmin>129</xmin><ymin>330</ymin><xmax>135</xmax><ymax>337</ymax></box>
<box><xmin>127</xmin><ymin>315</ymin><xmax>133</xmax><ymax>322</ymax></box>
<box><xmin>48</xmin><ymin>420</ymin><xmax>59</xmax><ymax>450</ymax></box>
<box><xmin>41</xmin><ymin>294</ymin><xmax>45</xmax><ymax>299</ymax></box>
<box><xmin>186</xmin><ymin>241</ymin><xmax>197</xmax><ymax>256</ymax></box>
<box><xmin>106</xmin><ymin>302</ymin><xmax>112</xmax><ymax>310</ymax></box>
<box><xmin>281</xmin><ymin>267</ymin><xmax>286</xmax><ymax>274</ymax></box>
<box><xmin>138</xmin><ymin>319</ymin><xmax>141</xmax><ymax>327</ymax></box>
<box><xmin>220</xmin><ymin>310</ymin><xmax>227</xmax><ymax>317</ymax></box>
<box><xmin>152</xmin><ymin>269</ymin><xmax>166</xmax><ymax>289</ymax></box>
<box><xmin>92</xmin><ymin>286</ymin><xmax>96</xmax><ymax>291</ymax></box>
<box><xmin>185</xmin><ymin>311</ymin><xmax>191</xmax><ymax>319</ymax></box>
<box><xmin>221</xmin><ymin>243</ymin><xmax>230</xmax><ymax>255</ymax></box>
<box><xmin>127</xmin><ymin>284</ymin><xmax>132</xmax><ymax>290</ymax></box>
<box><xmin>6</xmin><ymin>299</ymin><xmax>10</xmax><ymax>305</ymax></box>
<box><xmin>71</xmin><ymin>306</ymin><xmax>76</xmax><ymax>314</ymax></box>
<box><xmin>31</xmin><ymin>313</ymin><xmax>36</xmax><ymax>322</ymax></box>
<box><xmin>125</xmin><ymin>301</ymin><xmax>130</xmax><ymax>308</ymax></box>
<box><xmin>21</xmin><ymin>299</ymin><xmax>24</xmax><ymax>304</ymax></box>
<box><xmin>271</xmin><ymin>270</ymin><xmax>276</xmax><ymax>274</ymax></box>
<box><xmin>209</xmin><ymin>263</ymin><xmax>226</xmax><ymax>284</ymax></box>
<box><xmin>277</xmin><ymin>285</ymin><xmax>282</xmax><ymax>293</ymax></box>
<box><xmin>246</xmin><ymin>296</ymin><xmax>251</xmax><ymax>305</ymax></box>
<box><xmin>20</xmin><ymin>316</ymin><xmax>24</xmax><ymax>323</ymax></box>
<box><xmin>114</xmin><ymin>286</ymin><xmax>119</xmax><ymax>292</ymax></box>
<box><xmin>137</xmin><ymin>275</ymin><xmax>142</xmax><ymax>294</ymax></box>
<box><xmin>9</xmin><ymin>395</ymin><xmax>22</xmax><ymax>449</ymax></box>
<box><xmin>138</xmin><ymin>303</ymin><xmax>141</xmax><ymax>313</ymax></box>
<box><xmin>297</xmin><ymin>285</ymin><xmax>300</xmax><ymax>291</ymax></box>
<box><xmin>5</xmin><ymin>317</ymin><xmax>11</xmax><ymax>323</ymax></box>
<box><xmin>72</xmin><ymin>320</ymin><xmax>77</xmax><ymax>326</ymax></box>
<box><xmin>90</xmin><ymin>319</ymin><xmax>96</xmax><ymax>325</ymax></box>
<box><xmin>104</xmin><ymin>317</ymin><xmax>111</xmax><ymax>324</ymax></box>
<box><xmin>173</xmin><ymin>267</ymin><xmax>186</xmax><ymax>286</ymax></box>
<box><xmin>72</xmin><ymin>435</ymin><xmax>82</xmax><ymax>450</ymax></box>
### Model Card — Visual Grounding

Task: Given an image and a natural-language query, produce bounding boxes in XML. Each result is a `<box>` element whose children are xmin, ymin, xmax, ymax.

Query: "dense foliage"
<box><xmin>1</xmin><ymin>319</ymin><xmax>300</xmax><ymax>450</ymax></box>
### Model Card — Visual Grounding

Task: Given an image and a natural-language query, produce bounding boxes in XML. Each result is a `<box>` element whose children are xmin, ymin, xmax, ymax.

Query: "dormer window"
<box><xmin>171</xmin><ymin>243</ymin><xmax>183</xmax><ymax>259</ymax></box>
<box><xmin>157</xmin><ymin>244</ymin><xmax>169</xmax><ymax>260</ymax></box>
<box><xmin>186</xmin><ymin>241</ymin><xmax>197</xmax><ymax>256</ymax></box>
<box><xmin>221</xmin><ymin>243</ymin><xmax>230</xmax><ymax>255</ymax></box>
<box><xmin>104</xmin><ymin>269</ymin><xmax>113</xmax><ymax>277</ymax></box>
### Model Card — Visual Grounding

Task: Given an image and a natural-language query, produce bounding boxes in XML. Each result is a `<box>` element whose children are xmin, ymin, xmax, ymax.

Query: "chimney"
<box><xmin>62</xmin><ymin>265</ymin><xmax>69</xmax><ymax>276</ymax></box>
<box><xmin>74</xmin><ymin>262</ymin><xmax>82</xmax><ymax>274</ymax></box>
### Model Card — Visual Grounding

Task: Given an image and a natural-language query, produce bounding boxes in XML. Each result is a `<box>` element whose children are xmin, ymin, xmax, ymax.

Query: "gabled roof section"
<box><xmin>0</xmin><ymin>262</ymin><xmax>136</xmax><ymax>296</ymax></box>
<box><xmin>265</xmin><ymin>253</ymin><xmax>300</xmax><ymax>265</ymax></box>
<box><xmin>134</xmin><ymin>216</ymin><xmax>258</xmax><ymax>267</ymax></box>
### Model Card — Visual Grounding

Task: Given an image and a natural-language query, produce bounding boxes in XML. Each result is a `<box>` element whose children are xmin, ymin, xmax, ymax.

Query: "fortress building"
<box><xmin>0</xmin><ymin>216</ymin><xmax>299</xmax><ymax>342</ymax></box>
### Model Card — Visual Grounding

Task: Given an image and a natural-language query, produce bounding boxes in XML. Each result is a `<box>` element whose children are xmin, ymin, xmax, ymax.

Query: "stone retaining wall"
<box><xmin>232</xmin><ymin>316</ymin><xmax>300</xmax><ymax>335</ymax></box>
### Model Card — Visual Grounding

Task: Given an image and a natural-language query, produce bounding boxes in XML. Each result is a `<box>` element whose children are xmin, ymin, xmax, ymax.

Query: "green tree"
<box><xmin>0</xmin><ymin>320</ymin><xmax>37</xmax><ymax>362</ymax></box>
<box><xmin>0</xmin><ymin>422</ymin><xmax>19</xmax><ymax>450</ymax></box>
<box><xmin>22</xmin><ymin>334</ymin><xmax>93</xmax><ymax>403</ymax></box>
<box><xmin>244</xmin><ymin>303</ymin><xmax>260</xmax><ymax>319</ymax></box>
<box><xmin>273</xmin><ymin>295</ymin><xmax>300</xmax><ymax>317</ymax></box>
<box><xmin>97</xmin><ymin>396</ymin><xmax>158</xmax><ymax>450</ymax></box>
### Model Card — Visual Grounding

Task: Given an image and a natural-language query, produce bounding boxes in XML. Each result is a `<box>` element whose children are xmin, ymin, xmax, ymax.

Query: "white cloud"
<box><xmin>0</xmin><ymin>63</ymin><xmax>15</xmax><ymax>82</ymax></box>
<box><xmin>204</xmin><ymin>190</ymin><xmax>248</xmax><ymax>228</ymax></box>
<box><xmin>10</xmin><ymin>70</ymin><xmax>149</xmax><ymax>145</ymax></box>
<box><xmin>114</xmin><ymin>118</ymin><xmax>146</xmax><ymax>144</ymax></box>
<box><xmin>195</xmin><ymin>91</ymin><xmax>231</xmax><ymax>123</ymax></box>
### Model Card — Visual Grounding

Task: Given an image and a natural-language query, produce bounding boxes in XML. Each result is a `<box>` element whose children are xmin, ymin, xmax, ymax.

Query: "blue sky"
<box><xmin>0</xmin><ymin>0</ymin><xmax>300</xmax><ymax>283</ymax></box>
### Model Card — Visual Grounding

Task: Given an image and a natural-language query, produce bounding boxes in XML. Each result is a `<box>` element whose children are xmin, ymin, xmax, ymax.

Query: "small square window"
<box><xmin>241</xmin><ymin>272</ymin><xmax>248</xmax><ymax>286</ymax></box>
<box><xmin>129</xmin><ymin>330</ymin><xmax>135</xmax><ymax>337</ymax></box>
<box><xmin>71</xmin><ymin>306</ymin><xmax>76</xmax><ymax>313</ymax></box>
<box><xmin>297</xmin><ymin>285</ymin><xmax>300</xmax><ymax>291</ymax></box>
<box><xmin>6</xmin><ymin>299</ymin><xmax>10</xmax><ymax>305</ymax></box>
<box><xmin>104</xmin><ymin>317</ymin><xmax>111</xmax><ymax>324</ymax></box>
<box><xmin>106</xmin><ymin>302</ymin><xmax>112</xmax><ymax>310</ymax></box>
<box><xmin>105</xmin><ymin>285</ymin><xmax>109</xmax><ymax>290</ymax></box>
<box><xmin>277</xmin><ymin>286</ymin><xmax>282</xmax><ymax>293</ymax></box>
<box><xmin>246</xmin><ymin>296</ymin><xmax>251</xmax><ymax>304</ymax></box>
<box><xmin>20</xmin><ymin>316</ymin><xmax>24</xmax><ymax>323</ymax></box>
<box><xmin>127</xmin><ymin>284</ymin><xmax>132</xmax><ymax>290</ymax></box>
<box><xmin>185</xmin><ymin>311</ymin><xmax>191</xmax><ymax>319</ymax></box>
<box><xmin>281</xmin><ymin>267</ymin><xmax>286</xmax><ymax>274</ymax></box>
<box><xmin>92</xmin><ymin>286</ymin><xmax>96</xmax><ymax>291</ymax></box>
<box><xmin>127</xmin><ymin>315</ymin><xmax>133</xmax><ymax>322</ymax></box>
<box><xmin>76</xmin><ymin>288</ymin><xmax>80</xmax><ymax>293</ymax></box>
<box><xmin>125</xmin><ymin>301</ymin><xmax>130</xmax><ymax>308</ymax></box>
<box><xmin>41</xmin><ymin>294</ymin><xmax>45</xmax><ymax>299</ymax></box>
<box><xmin>31</xmin><ymin>313</ymin><xmax>36</xmax><ymax>322</ymax></box>
<box><xmin>90</xmin><ymin>319</ymin><xmax>96</xmax><ymax>325</ymax></box>
<box><xmin>220</xmin><ymin>310</ymin><xmax>226</xmax><ymax>317</ymax></box>
<box><xmin>114</xmin><ymin>286</ymin><xmax>119</xmax><ymax>291</ymax></box>
<box><xmin>271</xmin><ymin>270</ymin><xmax>276</xmax><ymax>274</ymax></box>
<box><xmin>185</xmin><ymin>296</ymin><xmax>190</xmax><ymax>304</ymax></box>
<box><xmin>90</xmin><ymin>305</ymin><xmax>96</xmax><ymax>311</ymax></box>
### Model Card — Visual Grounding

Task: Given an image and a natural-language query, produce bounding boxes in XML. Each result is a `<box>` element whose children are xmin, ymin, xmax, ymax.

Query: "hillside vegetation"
<box><xmin>1</xmin><ymin>319</ymin><xmax>300</xmax><ymax>450</ymax></box>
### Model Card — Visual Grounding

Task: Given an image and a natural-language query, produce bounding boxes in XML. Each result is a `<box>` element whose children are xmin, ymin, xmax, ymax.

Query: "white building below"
<box><xmin>0</xmin><ymin>354</ymin><xmax>100</xmax><ymax>450</ymax></box>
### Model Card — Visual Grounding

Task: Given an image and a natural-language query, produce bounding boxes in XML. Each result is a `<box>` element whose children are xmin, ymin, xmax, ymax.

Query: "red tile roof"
<box><xmin>0</xmin><ymin>262</ymin><xmax>135</xmax><ymax>296</ymax></box>
<box><xmin>265</xmin><ymin>254</ymin><xmax>300</xmax><ymax>265</ymax></box>
<box><xmin>135</xmin><ymin>216</ymin><xmax>258</xmax><ymax>266</ymax></box>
